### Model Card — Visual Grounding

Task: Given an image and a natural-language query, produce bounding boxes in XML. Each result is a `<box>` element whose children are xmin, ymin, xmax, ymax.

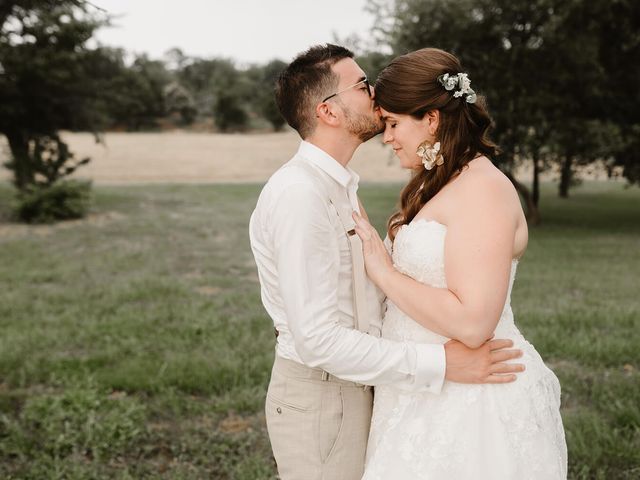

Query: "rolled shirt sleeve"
<box><xmin>270</xmin><ymin>181</ymin><xmax>445</xmax><ymax>393</ymax></box>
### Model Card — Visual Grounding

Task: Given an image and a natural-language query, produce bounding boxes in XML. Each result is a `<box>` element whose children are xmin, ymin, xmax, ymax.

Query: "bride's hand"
<box><xmin>352</xmin><ymin>211</ymin><xmax>395</xmax><ymax>287</ymax></box>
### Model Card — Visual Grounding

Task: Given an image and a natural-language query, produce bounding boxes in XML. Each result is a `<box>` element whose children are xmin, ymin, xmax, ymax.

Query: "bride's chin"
<box><xmin>399</xmin><ymin>157</ymin><xmax>419</xmax><ymax>170</ymax></box>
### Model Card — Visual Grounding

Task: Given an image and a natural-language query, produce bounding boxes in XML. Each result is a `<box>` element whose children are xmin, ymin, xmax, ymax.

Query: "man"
<box><xmin>249</xmin><ymin>44</ymin><xmax>523</xmax><ymax>480</ymax></box>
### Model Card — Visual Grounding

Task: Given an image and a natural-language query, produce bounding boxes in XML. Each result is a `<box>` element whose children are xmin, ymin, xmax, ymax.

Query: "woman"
<box><xmin>353</xmin><ymin>48</ymin><xmax>567</xmax><ymax>479</ymax></box>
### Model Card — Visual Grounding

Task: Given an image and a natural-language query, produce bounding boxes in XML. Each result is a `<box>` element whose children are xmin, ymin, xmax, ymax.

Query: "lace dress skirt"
<box><xmin>362</xmin><ymin>304</ymin><xmax>567</xmax><ymax>480</ymax></box>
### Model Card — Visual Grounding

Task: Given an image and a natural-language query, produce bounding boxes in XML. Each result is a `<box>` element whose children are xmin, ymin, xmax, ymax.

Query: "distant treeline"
<box><xmin>96</xmin><ymin>50</ymin><xmax>289</xmax><ymax>133</ymax></box>
<box><xmin>44</xmin><ymin>47</ymin><xmax>388</xmax><ymax>134</ymax></box>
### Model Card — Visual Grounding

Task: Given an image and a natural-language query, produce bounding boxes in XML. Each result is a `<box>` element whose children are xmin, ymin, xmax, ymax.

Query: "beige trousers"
<box><xmin>265</xmin><ymin>355</ymin><xmax>373</xmax><ymax>480</ymax></box>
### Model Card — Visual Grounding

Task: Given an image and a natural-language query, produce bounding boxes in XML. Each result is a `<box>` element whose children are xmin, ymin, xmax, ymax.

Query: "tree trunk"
<box><xmin>504</xmin><ymin>170</ymin><xmax>541</xmax><ymax>225</ymax></box>
<box><xmin>4</xmin><ymin>130</ymin><xmax>34</xmax><ymax>190</ymax></box>
<box><xmin>559</xmin><ymin>155</ymin><xmax>573</xmax><ymax>198</ymax></box>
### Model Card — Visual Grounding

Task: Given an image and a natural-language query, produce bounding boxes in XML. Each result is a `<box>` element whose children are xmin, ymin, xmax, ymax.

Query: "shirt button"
<box><xmin>276</xmin><ymin>407</ymin><xmax>282</xmax><ymax>414</ymax></box>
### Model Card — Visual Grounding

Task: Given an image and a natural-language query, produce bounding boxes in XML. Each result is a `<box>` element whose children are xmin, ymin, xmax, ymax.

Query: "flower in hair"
<box><xmin>440</xmin><ymin>73</ymin><xmax>458</xmax><ymax>91</ymax></box>
<box><xmin>437</xmin><ymin>72</ymin><xmax>477</xmax><ymax>103</ymax></box>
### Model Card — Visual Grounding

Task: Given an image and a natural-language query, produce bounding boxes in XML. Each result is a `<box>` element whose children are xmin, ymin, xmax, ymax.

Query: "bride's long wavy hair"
<box><xmin>374</xmin><ymin>48</ymin><xmax>498</xmax><ymax>241</ymax></box>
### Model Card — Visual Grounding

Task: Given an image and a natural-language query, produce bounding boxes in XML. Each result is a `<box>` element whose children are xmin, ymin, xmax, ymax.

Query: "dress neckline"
<box><xmin>410</xmin><ymin>218</ymin><xmax>446</xmax><ymax>228</ymax></box>
<box><xmin>399</xmin><ymin>218</ymin><xmax>520</xmax><ymax>264</ymax></box>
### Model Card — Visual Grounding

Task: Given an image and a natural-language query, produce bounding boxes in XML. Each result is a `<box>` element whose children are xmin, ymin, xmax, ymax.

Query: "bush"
<box><xmin>213</xmin><ymin>93</ymin><xmax>248</xmax><ymax>132</ymax></box>
<box><xmin>14</xmin><ymin>180</ymin><xmax>92</xmax><ymax>223</ymax></box>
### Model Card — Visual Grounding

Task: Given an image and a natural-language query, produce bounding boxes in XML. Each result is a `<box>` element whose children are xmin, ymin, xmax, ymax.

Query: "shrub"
<box><xmin>14</xmin><ymin>180</ymin><xmax>92</xmax><ymax>223</ymax></box>
<box><xmin>214</xmin><ymin>93</ymin><xmax>248</xmax><ymax>132</ymax></box>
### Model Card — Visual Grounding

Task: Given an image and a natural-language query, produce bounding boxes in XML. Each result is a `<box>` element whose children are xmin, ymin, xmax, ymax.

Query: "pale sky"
<box><xmin>91</xmin><ymin>0</ymin><xmax>378</xmax><ymax>64</ymax></box>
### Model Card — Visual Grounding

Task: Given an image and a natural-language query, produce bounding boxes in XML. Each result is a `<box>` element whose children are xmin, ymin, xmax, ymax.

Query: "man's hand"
<box><xmin>444</xmin><ymin>338</ymin><xmax>524</xmax><ymax>384</ymax></box>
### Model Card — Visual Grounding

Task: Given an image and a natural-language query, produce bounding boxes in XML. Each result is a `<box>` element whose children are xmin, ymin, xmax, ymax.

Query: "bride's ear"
<box><xmin>422</xmin><ymin>110</ymin><xmax>440</xmax><ymax>136</ymax></box>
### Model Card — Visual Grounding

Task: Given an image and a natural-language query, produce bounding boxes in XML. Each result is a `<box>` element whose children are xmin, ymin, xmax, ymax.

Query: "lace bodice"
<box><xmin>383</xmin><ymin>219</ymin><xmax>518</xmax><ymax>344</ymax></box>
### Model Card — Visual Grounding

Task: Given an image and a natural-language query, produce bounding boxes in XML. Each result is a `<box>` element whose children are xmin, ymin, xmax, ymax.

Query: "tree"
<box><xmin>0</xmin><ymin>0</ymin><xmax>111</xmax><ymax>192</ymax></box>
<box><xmin>163</xmin><ymin>81</ymin><xmax>197</xmax><ymax>126</ymax></box>
<box><xmin>589</xmin><ymin>0</ymin><xmax>640</xmax><ymax>186</ymax></box>
<box><xmin>103</xmin><ymin>54</ymin><xmax>171</xmax><ymax>130</ymax></box>
<box><xmin>357</xmin><ymin>51</ymin><xmax>394</xmax><ymax>80</ymax></box>
<box><xmin>255</xmin><ymin>59</ymin><xmax>287</xmax><ymax>131</ymax></box>
<box><xmin>213</xmin><ymin>93</ymin><xmax>248</xmax><ymax>132</ymax></box>
<box><xmin>368</xmin><ymin>0</ymin><xmax>559</xmax><ymax>220</ymax></box>
<box><xmin>369</xmin><ymin>0</ymin><xmax>639</xmax><ymax>220</ymax></box>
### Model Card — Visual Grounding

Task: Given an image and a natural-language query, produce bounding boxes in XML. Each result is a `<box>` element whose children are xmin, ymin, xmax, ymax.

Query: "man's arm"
<box><xmin>272</xmin><ymin>181</ymin><xmax>443</xmax><ymax>392</ymax></box>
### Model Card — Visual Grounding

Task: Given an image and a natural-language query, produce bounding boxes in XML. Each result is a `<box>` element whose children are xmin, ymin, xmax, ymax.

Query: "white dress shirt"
<box><xmin>249</xmin><ymin>141</ymin><xmax>445</xmax><ymax>393</ymax></box>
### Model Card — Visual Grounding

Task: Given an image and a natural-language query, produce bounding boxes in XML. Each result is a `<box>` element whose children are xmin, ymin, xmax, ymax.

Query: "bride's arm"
<box><xmin>353</xmin><ymin>174</ymin><xmax>519</xmax><ymax>349</ymax></box>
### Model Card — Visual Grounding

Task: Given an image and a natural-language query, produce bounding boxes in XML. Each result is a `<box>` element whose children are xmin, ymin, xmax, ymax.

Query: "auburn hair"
<box><xmin>374</xmin><ymin>48</ymin><xmax>497</xmax><ymax>241</ymax></box>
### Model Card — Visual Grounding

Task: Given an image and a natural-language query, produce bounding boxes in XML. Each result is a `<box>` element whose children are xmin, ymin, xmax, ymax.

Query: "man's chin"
<box><xmin>359</xmin><ymin>131</ymin><xmax>380</xmax><ymax>143</ymax></box>
<box><xmin>359</xmin><ymin>123</ymin><xmax>384</xmax><ymax>142</ymax></box>
<box><xmin>358</xmin><ymin>118</ymin><xmax>384</xmax><ymax>142</ymax></box>
<box><xmin>345</xmin><ymin>109</ymin><xmax>384</xmax><ymax>143</ymax></box>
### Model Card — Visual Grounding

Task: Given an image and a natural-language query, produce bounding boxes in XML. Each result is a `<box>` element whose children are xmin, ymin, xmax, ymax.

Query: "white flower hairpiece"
<box><xmin>437</xmin><ymin>72</ymin><xmax>477</xmax><ymax>103</ymax></box>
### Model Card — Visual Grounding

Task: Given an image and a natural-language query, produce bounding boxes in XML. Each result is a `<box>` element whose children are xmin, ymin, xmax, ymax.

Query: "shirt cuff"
<box><xmin>413</xmin><ymin>343</ymin><xmax>446</xmax><ymax>394</ymax></box>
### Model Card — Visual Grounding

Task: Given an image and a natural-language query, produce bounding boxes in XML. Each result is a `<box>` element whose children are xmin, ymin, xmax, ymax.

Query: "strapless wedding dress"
<box><xmin>362</xmin><ymin>220</ymin><xmax>567</xmax><ymax>479</ymax></box>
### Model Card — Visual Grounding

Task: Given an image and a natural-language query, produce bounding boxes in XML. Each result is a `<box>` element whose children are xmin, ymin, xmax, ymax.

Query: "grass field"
<box><xmin>0</xmin><ymin>180</ymin><xmax>638</xmax><ymax>479</ymax></box>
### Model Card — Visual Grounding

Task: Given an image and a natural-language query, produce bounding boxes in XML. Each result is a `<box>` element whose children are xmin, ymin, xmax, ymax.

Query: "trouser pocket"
<box><xmin>319</xmin><ymin>387</ymin><xmax>344</xmax><ymax>464</ymax></box>
<box><xmin>265</xmin><ymin>375</ymin><xmax>322</xmax><ymax>479</ymax></box>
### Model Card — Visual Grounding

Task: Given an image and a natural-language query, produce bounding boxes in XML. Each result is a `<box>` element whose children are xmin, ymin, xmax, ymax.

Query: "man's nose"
<box><xmin>370</xmin><ymin>85</ymin><xmax>376</xmax><ymax>100</ymax></box>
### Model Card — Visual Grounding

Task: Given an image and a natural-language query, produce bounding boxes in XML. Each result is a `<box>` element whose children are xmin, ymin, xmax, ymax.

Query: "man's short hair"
<box><xmin>275</xmin><ymin>44</ymin><xmax>354</xmax><ymax>139</ymax></box>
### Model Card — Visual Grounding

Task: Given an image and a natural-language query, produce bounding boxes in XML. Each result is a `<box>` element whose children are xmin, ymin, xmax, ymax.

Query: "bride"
<box><xmin>353</xmin><ymin>48</ymin><xmax>567</xmax><ymax>479</ymax></box>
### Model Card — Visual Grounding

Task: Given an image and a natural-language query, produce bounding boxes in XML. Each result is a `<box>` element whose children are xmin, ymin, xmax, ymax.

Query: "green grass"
<box><xmin>0</xmin><ymin>180</ymin><xmax>638</xmax><ymax>479</ymax></box>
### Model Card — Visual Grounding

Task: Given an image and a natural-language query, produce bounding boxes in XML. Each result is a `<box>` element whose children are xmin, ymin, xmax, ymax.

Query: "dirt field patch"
<box><xmin>0</xmin><ymin>130</ymin><xmax>407</xmax><ymax>184</ymax></box>
<box><xmin>0</xmin><ymin>130</ymin><xmax>615</xmax><ymax>185</ymax></box>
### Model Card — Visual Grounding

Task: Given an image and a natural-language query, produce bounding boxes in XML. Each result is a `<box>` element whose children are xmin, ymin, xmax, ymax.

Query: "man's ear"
<box><xmin>423</xmin><ymin>109</ymin><xmax>440</xmax><ymax>136</ymax></box>
<box><xmin>315</xmin><ymin>101</ymin><xmax>340</xmax><ymax>127</ymax></box>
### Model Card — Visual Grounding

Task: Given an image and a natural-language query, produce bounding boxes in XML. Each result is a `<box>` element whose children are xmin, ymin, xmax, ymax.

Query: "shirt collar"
<box><xmin>296</xmin><ymin>141</ymin><xmax>360</xmax><ymax>190</ymax></box>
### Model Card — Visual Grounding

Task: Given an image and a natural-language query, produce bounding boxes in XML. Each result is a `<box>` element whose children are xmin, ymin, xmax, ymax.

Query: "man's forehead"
<box><xmin>332</xmin><ymin>58</ymin><xmax>366</xmax><ymax>84</ymax></box>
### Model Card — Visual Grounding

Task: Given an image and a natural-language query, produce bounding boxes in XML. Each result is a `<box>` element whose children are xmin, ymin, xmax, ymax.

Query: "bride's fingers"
<box><xmin>353</xmin><ymin>215</ymin><xmax>376</xmax><ymax>238</ymax></box>
<box><xmin>352</xmin><ymin>211</ymin><xmax>374</xmax><ymax>231</ymax></box>
<box><xmin>489</xmin><ymin>362</ymin><xmax>525</xmax><ymax>375</ymax></box>
<box><xmin>353</xmin><ymin>225</ymin><xmax>372</xmax><ymax>244</ymax></box>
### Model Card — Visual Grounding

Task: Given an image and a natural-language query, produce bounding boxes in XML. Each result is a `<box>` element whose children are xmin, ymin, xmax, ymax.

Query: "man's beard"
<box><xmin>344</xmin><ymin>106</ymin><xmax>384</xmax><ymax>142</ymax></box>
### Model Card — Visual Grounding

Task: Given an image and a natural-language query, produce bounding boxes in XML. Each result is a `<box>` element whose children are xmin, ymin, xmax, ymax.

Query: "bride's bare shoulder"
<box><xmin>453</xmin><ymin>157</ymin><xmax>520</xmax><ymax>206</ymax></box>
<box><xmin>458</xmin><ymin>157</ymin><xmax>515</xmax><ymax>190</ymax></box>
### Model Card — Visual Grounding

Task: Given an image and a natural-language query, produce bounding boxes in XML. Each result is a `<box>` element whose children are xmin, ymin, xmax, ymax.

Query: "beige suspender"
<box><xmin>331</xmin><ymin>195</ymin><xmax>371</xmax><ymax>335</ymax></box>
<box><xmin>293</xmin><ymin>161</ymin><xmax>370</xmax><ymax>334</ymax></box>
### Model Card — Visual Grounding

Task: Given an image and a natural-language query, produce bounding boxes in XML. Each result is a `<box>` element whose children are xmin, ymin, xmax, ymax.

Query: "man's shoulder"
<box><xmin>252</xmin><ymin>158</ymin><xmax>332</xmax><ymax>235</ymax></box>
<box><xmin>263</xmin><ymin>158</ymin><xmax>326</xmax><ymax>199</ymax></box>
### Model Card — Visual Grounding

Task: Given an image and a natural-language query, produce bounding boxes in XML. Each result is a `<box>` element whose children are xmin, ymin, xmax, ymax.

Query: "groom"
<box><xmin>249</xmin><ymin>44</ymin><xmax>524</xmax><ymax>480</ymax></box>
